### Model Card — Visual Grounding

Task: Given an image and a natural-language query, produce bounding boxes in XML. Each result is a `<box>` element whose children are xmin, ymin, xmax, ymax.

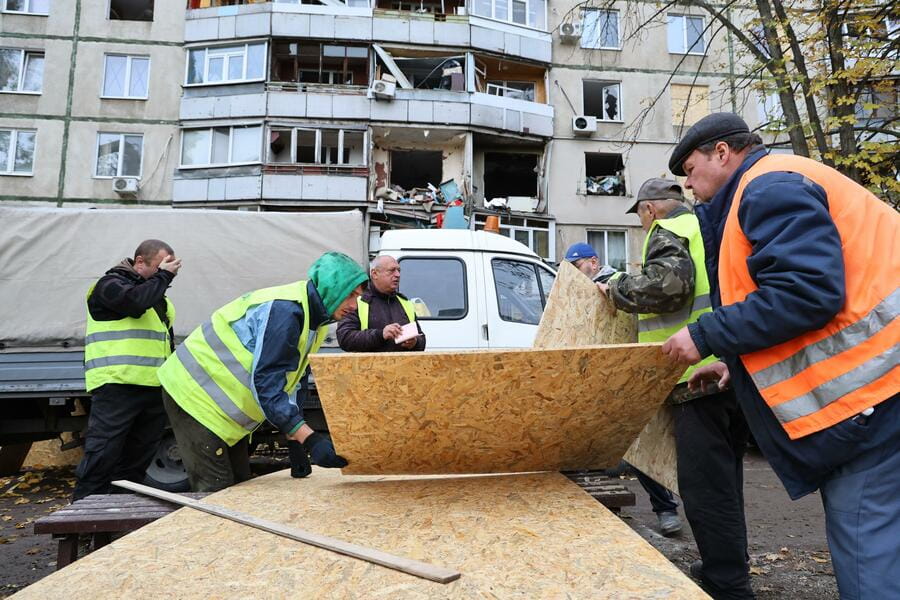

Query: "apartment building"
<box><xmin>0</xmin><ymin>0</ymin><xmax>183</xmax><ymax>206</ymax></box>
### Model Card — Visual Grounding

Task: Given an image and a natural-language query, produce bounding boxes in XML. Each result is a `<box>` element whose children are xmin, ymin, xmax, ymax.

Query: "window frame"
<box><xmin>101</xmin><ymin>53</ymin><xmax>151</xmax><ymax>100</ymax></box>
<box><xmin>586</xmin><ymin>229</ymin><xmax>629</xmax><ymax>272</ymax></box>
<box><xmin>667</xmin><ymin>14</ymin><xmax>706</xmax><ymax>56</ymax></box>
<box><xmin>266</xmin><ymin>125</ymin><xmax>368</xmax><ymax>166</ymax></box>
<box><xmin>0</xmin><ymin>128</ymin><xmax>37</xmax><ymax>176</ymax></box>
<box><xmin>0</xmin><ymin>48</ymin><xmax>44</xmax><ymax>94</ymax></box>
<box><xmin>184</xmin><ymin>41</ymin><xmax>267</xmax><ymax>87</ymax></box>
<box><xmin>580</xmin><ymin>8</ymin><xmax>620</xmax><ymax>50</ymax></box>
<box><xmin>93</xmin><ymin>132</ymin><xmax>144</xmax><ymax>179</ymax></box>
<box><xmin>2</xmin><ymin>0</ymin><xmax>49</xmax><ymax>15</ymax></box>
<box><xmin>397</xmin><ymin>256</ymin><xmax>469</xmax><ymax>321</ymax></box>
<box><xmin>486</xmin><ymin>80</ymin><xmax>536</xmax><ymax>102</ymax></box>
<box><xmin>179</xmin><ymin>124</ymin><xmax>263</xmax><ymax>169</ymax></box>
<box><xmin>472</xmin><ymin>0</ymin><xmax>547</xmax><ymax>31</ymax></box>
<box><xmin>582</xmin><ymin>79</ymin><xmax>623</xmax><ymax>122</ymax></box>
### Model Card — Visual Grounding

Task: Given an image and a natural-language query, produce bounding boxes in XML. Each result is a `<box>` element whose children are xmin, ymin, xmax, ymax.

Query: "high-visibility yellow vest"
<box><xmin>357</xmin><ymin>296</ymin><xmax>417</xmax><ymax>330</ymax></box>
<box><xmin>637</xmin><ymin>212</ymin><xmax>718</xmax><ymax>384</ymax></box>
<box><xmin>157</xmin><ymin>281</ymin><xmax>326</xmax><ymax>446</ymax></box>
<box><xmin>84</xmin><ymin>284</ymin><xmax>175</xmax><ymax>392</ymax></box>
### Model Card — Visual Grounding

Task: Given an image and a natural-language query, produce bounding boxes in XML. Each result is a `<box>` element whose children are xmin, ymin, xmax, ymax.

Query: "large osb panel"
<box><xmin>310</xmin><ymin>345</ymin><xmax>683</xmax><ymax>475</ymax></box>
<box><xmin>12</xmin><ymin>469</ymin><xmax>708</xmax><ymax>599</ymax></box>
<box><xmin>534</xmin><ymin>259</ymin><xmax>679</xmax><ymax>494</ymax></box>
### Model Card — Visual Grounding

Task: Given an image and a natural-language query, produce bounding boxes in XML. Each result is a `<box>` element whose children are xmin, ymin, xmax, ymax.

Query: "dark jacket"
<box><xmin>336</xmin><ymin>282</ymin><xmax>425</xmax><ymax>352</ymax></box>
<box><xmin>690</xmin><ymin>147</ymin><xmax>900</xmax><ymax>499</ymax></box>
<box><xmin>88</xmin><ymin>259</ymin><xmax>175</xmax><ymax>350</ymax></box>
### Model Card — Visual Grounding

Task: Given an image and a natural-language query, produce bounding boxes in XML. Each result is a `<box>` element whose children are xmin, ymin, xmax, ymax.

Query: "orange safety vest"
<box><xmin>719</xmin><ymin>154</ymin><xmax>900</xmax><ymax>440</ymax></box>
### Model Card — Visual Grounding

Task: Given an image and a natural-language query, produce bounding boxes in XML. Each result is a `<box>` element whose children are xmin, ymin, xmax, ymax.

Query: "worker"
<box><xmin>595</xmin><ymin>179</ymin><xmax>754</xmax><ymax>598</ymax></box>
<box><xmin>337</xmin><ymin>255</ymin><xmax>425</xmax><ymax>352</ymax></box>
<box><xmin>662</xmin><ymin>112</ymin><xmax>900</xmax><ymax>600</ymax></box>
<box><xmin>563</xmin><ymin>241</ymin><xmax>684</xmax><ymax>539</ymax></box>
<box><xmin>157</xmin><ymin>252</ymin><xmax>368</xmax><ymax>493</ymax></box>
<box><xmin>73</xmin><ymin>240</ymin><xmax>181</xmax><ymax>501</ymax></box>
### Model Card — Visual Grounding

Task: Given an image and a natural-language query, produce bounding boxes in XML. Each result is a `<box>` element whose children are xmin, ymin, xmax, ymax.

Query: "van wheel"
<box><xmin>143</xmin><ymin>430</ymin><xmax>190</xmax><ymax>492</ymax></box>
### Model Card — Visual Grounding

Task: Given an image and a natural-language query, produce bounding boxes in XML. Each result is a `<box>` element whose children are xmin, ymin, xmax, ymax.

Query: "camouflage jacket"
<box><xmin>608</xmin><ymin>205</ymin><xmax>695</xmax><ymax>315</ymax></box>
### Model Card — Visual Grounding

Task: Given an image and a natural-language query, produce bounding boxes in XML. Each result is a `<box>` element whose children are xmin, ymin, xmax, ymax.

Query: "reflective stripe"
<box><xmin>752</xmin><ymin>288</ymin><xmax>900</xmax><ymax>390</ymax></box>
<box><xmin>769</xmin><ymin>342</ymin><xmax>900</xmax><ymax>424</ymax></box>
<box><xmin>692</xmin><ymin>293</ymin><xmax>712</xmax><ymax>312</ymax></box>
<box><xmin>638</xmin><ymin>295</ymin><xmax>709</xmax><ymax>333</ymax></box>
<box><xmin>200</xmin><ymin>321</ymin><xmax>252</xmax><ymax>390</ymax></box>
<box><xmin>85</xmin><ymin>329</ymin><xmax>168</xmax><ymax>344</ymax></box>
<box><xmin>175</xmin><ymin>344</ymin><xmax>257</xmax><ymax>431</ymax></box>
<box><xmin>84</xmin><ymin>355</ymin><xmax>165</xmax><ymax>370</ymax></box>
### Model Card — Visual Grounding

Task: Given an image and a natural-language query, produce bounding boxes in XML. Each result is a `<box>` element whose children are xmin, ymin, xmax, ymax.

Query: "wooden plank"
<box><xmin>11</xmin><ymin>469</ymin><xmax>708</xmax><ymax>599</ymax></box>
<box><xmin>111</xmin><ymin>480</ymin><xmax>461</xmax><ymax>585</ymax></box>
<box><xmin>533</xmin><ymin>260</ymin><xmax>680</xmax><ymax>494</ymax></box>
<box><xmin>310</xmin><ymin>344</ymin><xmax>684</xmax><ymax>475</ymax></box>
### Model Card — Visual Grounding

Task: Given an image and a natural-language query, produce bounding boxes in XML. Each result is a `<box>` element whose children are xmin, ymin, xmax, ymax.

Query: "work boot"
<box><xmin>657</xmin><ymin>510</ymin><xmax>682</xmax><ymax>536</ymax></box>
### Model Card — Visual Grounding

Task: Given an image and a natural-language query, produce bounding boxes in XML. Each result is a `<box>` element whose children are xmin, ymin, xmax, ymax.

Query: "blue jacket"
<box><xmin>229</xmin><ymin>281</ymin><xmax>330</xmax><ymax>436</ymax></box>
<box><xmin>689</xmin><ymin>148</ymin><xmax>900</xmax><ymax>499</ymax></box>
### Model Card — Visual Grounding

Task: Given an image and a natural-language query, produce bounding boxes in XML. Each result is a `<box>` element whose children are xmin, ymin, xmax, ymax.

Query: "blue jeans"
<box><xmin>820</xmin><ymin>429</ymin><xmax>900</xmax><ymax>600</ymax></box>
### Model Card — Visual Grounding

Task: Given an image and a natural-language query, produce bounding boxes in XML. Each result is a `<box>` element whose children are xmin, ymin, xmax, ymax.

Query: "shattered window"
<box><xmin>109</xmin><ymin>0</ymin><xmax>153</xmax><ymax>21</ymax></box>
<box><xmin>584</xmin><ymin>153</ymin><xmax>626</xmax><ymax>196</ymax></box>
<box><xmin>583</xmin><ymin>80</ymin><xmax>621</xmax><ymax>121</ymax></box>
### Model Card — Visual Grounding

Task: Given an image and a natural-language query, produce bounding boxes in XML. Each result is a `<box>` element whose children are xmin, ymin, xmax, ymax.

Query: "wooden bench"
<box><xmin>34</xmin><ymin>492</ymin><xmax>209</xmax><ymax>570</ymax></box>
<box><xmin>562</xmin><ymin>471</ymin><xmax>636</xmax><ymax>513</ymax></box>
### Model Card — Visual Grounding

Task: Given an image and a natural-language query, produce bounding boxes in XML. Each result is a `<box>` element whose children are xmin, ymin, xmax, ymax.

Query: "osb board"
<box><xmin>24</xmin><ymin>437</ymin><xmax>83</xmax><ymax>468</ymax></box>
<box><xmin>310</xmin><ymin>345</ymin><xmax>683</xmax><ymax>475</ymax></box>
<box><xmin>533</xmin><ymin>259</ymin><xmax>679</xmax><ymax>495</ymax></box>
<box><xmin>533</xmin><ymin>260</ymin><xmax>637</xmax><ymax>348</ymax></box>
<box><xmin>12</xmin><ymin>468</ymin><xmax>708</xmax><ymax>599</ymax></box>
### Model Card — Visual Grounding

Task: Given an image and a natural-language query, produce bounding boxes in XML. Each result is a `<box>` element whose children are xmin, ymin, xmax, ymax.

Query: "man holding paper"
<box><xmin>337</xmin><ymin>255</ymin><xmax>426</xmax><ymax>352</ymax></box>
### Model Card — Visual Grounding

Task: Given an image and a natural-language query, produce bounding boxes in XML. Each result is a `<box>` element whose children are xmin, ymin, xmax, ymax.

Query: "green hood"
<box><xmin>307</xmin><ymin>252</ymin><xmax>368</xmax><ymax>316</ymax></box>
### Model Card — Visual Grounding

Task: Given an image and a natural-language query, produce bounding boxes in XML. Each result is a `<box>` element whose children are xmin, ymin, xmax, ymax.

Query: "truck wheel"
<box><xmin>143</xmin><ymin>431</ymin><xmax>190</xmax><ymax>492</ymax></box>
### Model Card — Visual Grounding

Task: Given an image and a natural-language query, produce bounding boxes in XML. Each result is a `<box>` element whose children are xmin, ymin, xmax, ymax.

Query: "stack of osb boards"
<box><xmin>534</xmin><ymin>261</ymin><xmax>680</xmax><ymax>493</ymax></box>
<box><xmin>12</xmin><ymin>468</ymin><xmax>708</xmax><ymax>599</ymax></box>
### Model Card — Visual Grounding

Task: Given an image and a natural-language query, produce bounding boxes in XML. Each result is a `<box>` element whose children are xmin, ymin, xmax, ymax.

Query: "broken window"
<box><xmin>271</xmin><ymin>42</ymin><xmax>368</xmax><ymax>86</ymax></box>
<box><xmin>379</xmin><ymin>54</ymin><xmax>465</xmax><ymax>90</ymax></box>
<box><xmin>583</xmin><ymin>80</ymin><xmax>621</xmax><ymax>122</ymax></box>
<box><xmin>378</xmin><ymin>0</ymin><xmax>465</xmax><ymax>14</ymax></box>
<box><xmin>670</xmin><ymin>84</ymin><xmax>709</xmax><ymax>128</ymax></box>
<box><xmin>587</xmin><ymin>230</ymin><xmax>627</xmax><ymax>272</ymax></box>
<box><xmin>109</xmin><ymin>0</ymin><xmax>154</xmax><ymax>21</ymax></box>
<box><xmin>484</xmin><ymin>153</ymin><xmax>538</xmax><ymax>201</ymax></box>
<box><xmin>267</xmin><ymin>127</ymin><xmax>367</xmax><ymax>165</ymax></box>
<box><xmin>390</xmin><ymin>150</ymin><xmax>442</xmax><ymax>190</ymax></box>
<box><xmin>487</xmin><ymin>81</ymin><xmax>535</xmax><ymax>102</ymax></box>
<box><xmin>584</xmin><ymin>153</ymin><xmax>625</xmax><ymax>196</ymax></box>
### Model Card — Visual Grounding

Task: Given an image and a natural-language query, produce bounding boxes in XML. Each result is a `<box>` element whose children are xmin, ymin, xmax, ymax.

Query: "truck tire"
<box><xmin>143</xmin><ymin>430</ymin><xmax>190</xmax><ymax>492</ymax></box>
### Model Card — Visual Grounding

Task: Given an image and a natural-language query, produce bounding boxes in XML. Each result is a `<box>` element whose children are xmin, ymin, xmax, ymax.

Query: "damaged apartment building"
<box><xmin>175</xmin><ymin>0</ymin><xmax>556</xmax><ymax>259</ymax></box>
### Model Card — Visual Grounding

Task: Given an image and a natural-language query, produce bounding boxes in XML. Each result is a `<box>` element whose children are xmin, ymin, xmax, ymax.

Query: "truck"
<box><xmin>0</xmin><ymin>207</ymin><xmax>555</xmax><ymax>488</ymax></box>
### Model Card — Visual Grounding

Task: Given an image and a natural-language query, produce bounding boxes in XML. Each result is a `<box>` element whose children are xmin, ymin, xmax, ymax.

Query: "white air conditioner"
<box><xmin>560</xmin><ymin>21</ymin><xmax>581</xmax><ymax>44</ymax></box>
<box><xmin>572</xmin><ymin>115</ymin><xmax>597</xmax><ymax>135</ymax></box>
<box><xmin>112</xmin><ymin>177</ymin><xmax>139</xmax><ymax>196</ymax></box>
<box><xmin>371</xmin><ymin>79</ymin><xmax>397</xmax><ymax>100</ymax></box>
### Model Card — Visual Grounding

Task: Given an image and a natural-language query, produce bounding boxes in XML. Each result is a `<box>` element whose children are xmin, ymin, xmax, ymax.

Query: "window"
<box><xmin>390</xmin><ymin>150</ymin><xmax>442</xmax><ymax>190</ymax></box>
<box><xmin>181</xmin><ymin>125</ymin><xmax>262</xmax><ymax>167</ymax></box>
<box><xmin>0</xmin><ymin>48</ymin><xmax>44</xmax><ymax>93</ymax></box>
<box><xmin>855</xmin><ymin>85</ymin><xmax>897</xmax><ymax>126</ymax></box>
<box><xmin>756</xmin><ymin>90</ymin><xmax>783</xmax><ymax>126</ymax></box>
<box><xmin>398</xmin><ymin>257</ymin><xmax>467</xmax><ymax>319</ymax></box>
<box><xmin>271</xmin><ymin>42</ymin><xmax>368</xmax><ymax>86</ymax></box>
<box><xmin>102</xmin><ymin>54</ymin><xmax>150</xmax><ymax>99</ymax></box>
<box><xmin>492</xmin><ymin>258</ymin><xmax>552</xmax><ymax>324</ymax></box>
<box><xmin>0</xmin><ymin>128</ymin><xmax>36</xmax><ymax>175</ymax></box>
<box><xmin>3</xmin><ymin>0</ymin><xmax>49</xmax><ymax>14</ymax></box>
<box><xmin>109</xmin><ymin>0</ymin><xmax>153</xmax><ymax>21</ymax></box>
<box><xmin>471</xmin><ymin>0</ymin><xmax>546</xmax><ymax>29</ymax></box>
<box><xmin>585</xmin><ymin>153</ymin><xmax>625</xmax><ymax>196</ymax></box>
<box><xmin>95</xmin><ymin>133</ymin><xmax>143</xmax><ymax>178</ymax></box>
<box><xmin>583</xmin><ymin>80</ymin><xmax>621</xmax><ymax>121</ymax></box>
<box><xmin>186</xmin><ymin>43</ymin><xmax>266</xmax><ymax>85</ymax></box>
<box><xmin>668</xmin><ymin>15</ymin><xmax>705</xmax><ymax>54</ymax></box>
<box><xmin>484</xmin><ymin>152</ymin><xmax>538</xmax><ymax>201</ymax></box>
<box><xmin>268</xmin><ymin>127</ymin><xmax>366</xmax><ymax>165</ymax></box>
<box><xmin>486</xmin><ymin>81</ymin><xmax>536</xmax><ymax>102</ymax></box>
<box><xmin>474</xmin><ymin>214</ymin><xmax>553</xmax><ymax>260</ymax></box>
<box><xmin>587</xmin><ymin>230</ymin><xmax>627</xmax><ymax>272</ymax></box>
<box><xmin>671</xmin><ymin>84</ymin><xmax>709</xmax><ymax>128</ymax></box>
<box><xmin>581</xmin><ymin>9</ymin><xmax>619</xmax><ymax>49</ymax></box>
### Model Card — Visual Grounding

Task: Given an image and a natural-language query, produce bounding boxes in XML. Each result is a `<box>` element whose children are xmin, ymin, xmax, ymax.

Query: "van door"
<box><xmin>483</xmin><ymin>255</ymin><xmax>556</xmax><ymax>348</ymax></box>
<box><xmin>396</xmin><ymin>253</ymin><xmax>481</xmax><ymax>351</ymax></box>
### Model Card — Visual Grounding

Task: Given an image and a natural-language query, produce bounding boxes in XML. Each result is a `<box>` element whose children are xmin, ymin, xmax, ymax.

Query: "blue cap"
<box><xmin>564</xmin><ymin>242</ymin><xmax>598</xmax><ymax>262</ymax></box>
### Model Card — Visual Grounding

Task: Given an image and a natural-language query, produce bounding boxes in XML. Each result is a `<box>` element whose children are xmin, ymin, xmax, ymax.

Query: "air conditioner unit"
<box><xmin>560</xmin><ymin>21</ymin><xmax>581</xmax><ymax>44</ymax></box>
<box><xmin>572</xmin><ymin>115</ymin><xmax>597</xmax><ymax>135</ymax></box>
<box><xmin>371</xmin><ymin>79</ymin><xmax>396</xmax><ymax>100</ymax></box>
<box><xmin>112</xmin><ymin>177</ymin><xmax>139</xmax><ymax>196</ymax></box>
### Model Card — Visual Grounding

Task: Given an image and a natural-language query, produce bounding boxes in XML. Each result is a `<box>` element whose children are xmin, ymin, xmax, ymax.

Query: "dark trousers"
<box><xmin>162</xmin><ymin>392</ymin><xmax>251</xmax><ymax>493</ymax></box>
<box><xmin>675</xmin><ymin>390</ymin><xmax>754</xmax><ymax>600</ymax></box>
<box><xmin>73</xmin><ymin>383</ymin><xmax>167</xmax><ymax>501</ymax></box>
<box><xmin>634</xmin><ymin>467</ymin><xmax>678</xmax><ymax>513</ymax></box>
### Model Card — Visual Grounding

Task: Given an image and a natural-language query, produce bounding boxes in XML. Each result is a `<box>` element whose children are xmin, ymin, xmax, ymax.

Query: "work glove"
<box><xmin>287</xmin><ymin>439</ymin><xmax>312</xmax><ymax>478</ymax></box>
<box><xmin>303</xmin><ymin>432</ymin><xmax>348</xmax><ymax>468</ymax></box>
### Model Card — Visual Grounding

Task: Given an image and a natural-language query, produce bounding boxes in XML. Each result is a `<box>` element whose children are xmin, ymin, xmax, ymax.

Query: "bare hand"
<box><xmin>382</xmin><ymin>323</ymin><xmax>403</xmax><ymax>340</ymax></box>
<box><xmin>158</xmin><ymin>255</ymin><xmax>182</xmax><ymax>275</ymax></box>
<box><xmin>399</xmin><ymin>337</ymin><xmax>417</xmax><ymax>349</ymax></box>
<box><xmin>661</xmin><ymin>326</ymin><xmax>701</xmax><ymax>364</ymax></box>
<box><xmin>688</xmin><ymin>361</ymin><xmax>731</xmax><ymax>393</ymax></box>
<box><xmin>596</xmin><ymin>281</ymin><xmax>609</xmax><ymax>295</ymax></box>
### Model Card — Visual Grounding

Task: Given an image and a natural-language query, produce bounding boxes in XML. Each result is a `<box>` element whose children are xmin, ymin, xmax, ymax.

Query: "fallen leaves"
<box><xmin>13</xmin><ymin>498</ymin><xmax>30</xmax><ymax>505</ymax></box>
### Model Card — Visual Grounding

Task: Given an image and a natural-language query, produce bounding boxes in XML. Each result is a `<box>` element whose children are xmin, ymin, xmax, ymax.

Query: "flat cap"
<box><xmin>626</xmin><ymin>178</ymin><xmax>684</xmax><ymax>214</ymax></box>
<box><xmin>668</xmin><ymin>112</ymin><xmax>750</xmax><ymax>176</ymax></box>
